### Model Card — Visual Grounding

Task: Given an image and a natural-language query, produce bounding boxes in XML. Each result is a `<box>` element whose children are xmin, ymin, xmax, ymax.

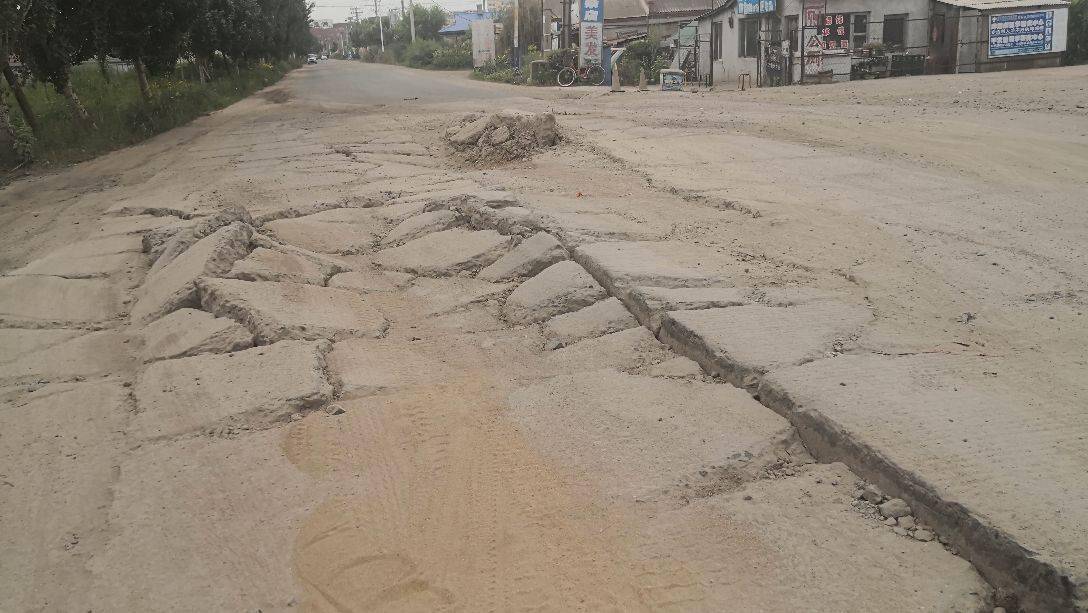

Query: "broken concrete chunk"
<box><xmin>132</xmin><ymin>340</ymin><xmax>333</xmax><ymax>439</ymax></box>
<box><xmin>647</xmin><ymin>356</ymin><xmax>704</xmax><ymax>378</ymax></box>
<box><xmin>261</xmin><ymin>216</ymin><xmax>384</xmax><ymax>254</ymax></box>
<box><xmin>0</xmin><ymin>276</ymin><xmax>120</xmax><ymax>325</ymax></box>
<box><xmin>138</xmin><ymin>308</ymin><xmax>253</xmax><ymax>362</ymax></box>
<box><xmin>226</xmin><ymin>247</ymin><xmax>326</xmax><ymax>285</ymax></box>
<box><xmin>627</xmin><ymin>286</ymin><xmax>750</xmax><ymax>332</ymax></box>
<box><xmin>405</xmin><ymin>277</ymin><xmax>511</xmax><ymax>315</ymax></box>
<box><xmin>198</xmin><ymin>278</ymin><xmax>388</xmax><ymax>343</ymax></box>
<box><xmin>543</xmin><ymin>297</ymin><xmax>638</xmax><ymax>348</ymax></box>
<box><xmin>880</xmin><ymin>499</ymin><xmax>912</xmax><ymax>519</ymax></box>
<box><xmin>327</xmin><ymin>269</ymin><xmax>413</xmax><ymax>294</ymax></box>
<box><xmin>478</xmin><ymin>232</ymin><xmax>567</xmax><ymax>282</ymax></box>
<box><xmin>151</xmin><ymin>206</ymin><xmax>253</xmax><ymax>271</ymax></box>
<box><xmin>0</xmin><ymin>330</ymin><xmax>133</xmax><ymax>384</ymax></box>
<box><xmin>374</xmin><ymin>229</ymin><xmax>515</xmax><ymax>276</ymax></box>
<box><xmin>659</xmin><ymin>302</ymin><xmax>872</xmax><ymax>386</ymax></box>
<box><xmin>449</xmin><ymin>116</ymin><xmax>492</xmax><ymax>146</ymax></box>
<box><xmin>380</xmin><ymin>210</ymin><xmax>461</xmax><ymax>246</ymax></box>
<box><xmin>129</xmin><ymin>222</ymin><xmax>253</xmax><ymax>324</ymax></box>
<box><xmin>502</xmin><ymin>261</ymin><xmax>608</xmax><ymax>325</ymax></box>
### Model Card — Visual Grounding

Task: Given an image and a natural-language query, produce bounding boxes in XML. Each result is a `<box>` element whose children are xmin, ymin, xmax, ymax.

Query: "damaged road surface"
<box><xmin>2</xmin><ymin>59</ymin><xmax>1087</xmax><ymax>612</ymax></box>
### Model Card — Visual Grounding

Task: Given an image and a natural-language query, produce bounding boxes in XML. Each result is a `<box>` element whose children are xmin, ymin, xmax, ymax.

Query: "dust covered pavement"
<box><xmin>0</xmin><ymin>61</ymin><xmax>1084</xmax><ymax>612</ymax></box>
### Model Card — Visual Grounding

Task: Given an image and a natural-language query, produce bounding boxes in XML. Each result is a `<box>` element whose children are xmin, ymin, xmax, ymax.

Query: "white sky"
<box><xmin>310</xmin><ymin>0</ymin><xmax>485</xmax><ymax>22</ymax></box>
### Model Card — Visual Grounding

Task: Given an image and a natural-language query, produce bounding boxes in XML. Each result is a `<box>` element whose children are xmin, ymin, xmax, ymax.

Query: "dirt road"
<box><xmin>1</xmin><ymin>60</ymin><xmax>1086</xmax><ymax>611</ymax></box>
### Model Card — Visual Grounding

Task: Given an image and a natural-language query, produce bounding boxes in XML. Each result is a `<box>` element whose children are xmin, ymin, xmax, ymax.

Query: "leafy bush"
<box><xmin>1066</xmin><ymin>0</ymin><xmax>1087</xmax><ymax>64</ymax></box>
<box><xmin>617</xmin><ymin>40</ymin><xmax>671</xmax><ymax>84</ymax></box>
<box><xmin>431</xmin><ymin>40</ymin><xmax>473</xmax><ymax>70</ymax></box>
<box><xmin>473</xmin><ymin>53</ymin><xmax>518</xmax><ymax>82</ymax></box>
<box><xmin>403</xmin><ymin>39</ymin><xmax>442</xmax><ymax>68</ymax></box>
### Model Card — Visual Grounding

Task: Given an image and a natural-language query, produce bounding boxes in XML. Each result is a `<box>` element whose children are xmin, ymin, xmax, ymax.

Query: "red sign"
<box><xmin>819</xmin><ymin>13</ymin><xmax>851</xmax><ymax>50</ymax></box>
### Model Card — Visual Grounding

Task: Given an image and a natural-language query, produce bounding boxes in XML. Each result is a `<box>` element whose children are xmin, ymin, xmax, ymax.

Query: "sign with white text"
<box><xmin>988</xmin><ymin>9</ymin><xmax>1067</xmax><ymax>58</ymax></box>
<box><xmin>737</xmin><ymin>0</ymin><xmax>775</xmax><ymax>14</ymax></box>
<box><xmin>580</xmin><ymin>0</ymin><xmax>604</xmax><ymax>67</ymax></box>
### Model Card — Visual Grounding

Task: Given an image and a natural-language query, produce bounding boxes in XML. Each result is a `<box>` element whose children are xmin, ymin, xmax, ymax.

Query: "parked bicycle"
<box><xmin>557</xmin><ymin>62</ymin><xmax>604</xmax><ymax>87</ymax></box>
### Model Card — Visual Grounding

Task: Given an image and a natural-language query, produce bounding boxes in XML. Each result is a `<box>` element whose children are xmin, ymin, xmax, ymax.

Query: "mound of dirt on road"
<box><xmin>446</xmin><ymin>111</ymin><xmax>561</xmax><ymax>165</ymax></box>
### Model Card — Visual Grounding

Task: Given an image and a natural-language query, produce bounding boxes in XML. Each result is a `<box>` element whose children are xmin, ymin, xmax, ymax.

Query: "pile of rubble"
<box><xmin>852</xmin><ymin>482</ymin><xmax>941</xmax><ymax>545</ymax></box>
<box><xmin>445</xmin><ymin>110</ymin><xmax>561</xmax><ymax>164</ymax></box>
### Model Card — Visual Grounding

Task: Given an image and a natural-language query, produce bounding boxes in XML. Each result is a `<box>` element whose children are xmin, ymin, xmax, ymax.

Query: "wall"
<box><xmin>956</xmin><ymin>5</ymin><xmax>1067</xmax><ymax>73</ymax></box>
<box><xmin>700</xmin><ymin>9</ymin><xmax>760</xmax><ymax>86</ymax></box>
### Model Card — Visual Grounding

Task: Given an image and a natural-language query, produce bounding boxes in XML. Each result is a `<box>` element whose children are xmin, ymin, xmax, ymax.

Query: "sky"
<box><xmin>310</xmin><ymin>0</ymin><xmax>486</xmax><ymax>23</ymax></box>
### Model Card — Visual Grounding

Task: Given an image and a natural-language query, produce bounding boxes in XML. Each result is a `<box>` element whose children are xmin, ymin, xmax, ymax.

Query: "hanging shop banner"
<box><xmin>737</xmin><ymin>0</ymin><xmax>776</xmax><ymax>15</ymax></box>
<box><xmin>818</xmin><ymin>13</ymin><xmax>851</xmax><ymax>51</ymax></box>
<box><xmin>802</xmin><ymin>0</ymin><xmax>823</xmax><ymax>27</ymax></box>
<box><xmin>580</xmin><ymin>0</ymin><xmax>604</xmax><ymax>67</ymax></box>
<box><xmin>988</xmin><ymin>9</ymin><xmax>1067</xmax><ymax>58</ymax></box>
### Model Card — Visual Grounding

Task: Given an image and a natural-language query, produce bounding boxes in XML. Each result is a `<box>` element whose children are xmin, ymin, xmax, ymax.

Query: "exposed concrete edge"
<box><xmin>657</xmin><ymin>310</ymin><xmax>1080</xmax><ymax>612</ymax></box>
<box><xmin>254</xmin><ymin>194</ymin><xmax>384</xmax><ymax>225</ymax></box>
<box><xmin>756</xmin><ymin>376</ymin><xmax>1082</xmax><ymax>613</ymax></box>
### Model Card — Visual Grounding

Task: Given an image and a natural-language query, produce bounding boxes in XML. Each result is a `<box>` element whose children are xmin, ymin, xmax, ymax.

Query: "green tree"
<box><xmin>1066</xmin><ymin>0</ymin><xmax>1088</xmax><ymax>64</ymax></box>
<box><xmin>17</xmin><ymin>0</ymin><xmax>98</xmax><ymax>126</ymax></box>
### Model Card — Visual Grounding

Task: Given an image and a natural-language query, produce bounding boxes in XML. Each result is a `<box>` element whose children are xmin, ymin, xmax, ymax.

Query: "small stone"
<box><xmin>898</xmin><ymin>516</ymin><xmax>916</xmax><ymax>530</ymax></box>
<box><xmin>913</xmin><ymin>529</ymin><xmax>935</xmax><ymax>542</ymax></box>
<box><xmin>325</xmin><ymin>404</ymin><xmax>346</xmax><ymax>416</ymax></box>
<box><xmin>883</xmin><ymin>517</ymin><xmax>897</xmax><ymax>526</ymax></box>
<box><xmin>489</xmin><ymin>125</ymin><xmax>512</xmax><ymax>145</ymax></box>
<box><xmin>743</xmin><ymin>495</ymin><xmax>753</xmax><ymax>501</ymax></box>
<box><xmin>861</xmin><ymin>484</ymin><xmax>884</xmax><ymax>504</ymax></box>
<box><xmin>893</xmin><ymin>527</ymin><xmax>910</xmax><ymax>537</ymax></box>
<box><xmin>878</xmin><ymin>498</ymin><xmax>912</xmax><ymax>519</ymax></box>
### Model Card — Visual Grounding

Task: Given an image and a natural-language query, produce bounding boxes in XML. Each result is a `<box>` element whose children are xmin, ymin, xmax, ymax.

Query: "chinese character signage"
<box><xmin>818</xmin><ymin>13</ymin><xmax>850</xmax><ymax>51</ymax></box>
<box><xmin>579</xmin><ymin>0</ymin><xmax>603</xmax><ymax>67</ymax></box>
<box><xmin>988</xmin><ymin>10</ymin><xmax>1060</xmax><ymax>57</ymax></box>
<box><xmin>737</xmin><ymin>0</ymin><xmax>775</xmax><ymax>14</ymax></box>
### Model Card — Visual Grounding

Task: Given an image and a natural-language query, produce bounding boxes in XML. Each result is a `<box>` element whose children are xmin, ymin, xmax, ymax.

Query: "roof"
<box><xmin>693</xmin><ymin>0</ymin><xmax>736</xmax><ymax>21</ymax></box>
<box><xmin>936</xmin><ymin>0</ymin><xmax>1068</xmax><ymax>8</ymax></box>
<box><xmin>602</xmin><ymin>0</ymin><xmax>650</xmax><ymax>20</ymax></box>
<box><xmin>439</xmin><ymin>10</ymin><xmax>494</xmax><ymax>34</ymax></box>
<box><xmin>648</xmin><ymin>0</ymin><xmax>714</xmax><ymax>17</ymax></box>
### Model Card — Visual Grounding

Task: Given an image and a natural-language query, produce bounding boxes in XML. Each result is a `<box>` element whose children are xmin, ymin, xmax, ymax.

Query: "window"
<box><xmin>786</xmin><ymin>15</ymin><xmax>798</xmax><ymax>53</ymax></box>
<box><xmin>852</xmin><ymin>14</ymin><xmax>869</xmax><ymax>50</ymax></box>
<box><xmin>739</xmin><ymin>19</ymin><xmax>759</xmax><ymax>57</ymax></box>
<box><xmin>712</xmin><ymin>21</ymin><xmax>723</xmax><ymax>60</ymax></box>
<box><xmin>883</xmin><ymin>14</ymin><xmax>907</xmax><ymax>51</ymax></box>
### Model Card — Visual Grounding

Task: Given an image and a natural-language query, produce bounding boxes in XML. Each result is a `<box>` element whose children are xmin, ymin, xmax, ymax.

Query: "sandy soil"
<box><xmin>3</xmin><ymin>61</ymin><xmax>1085</xmax><ymax>611</ymax></box>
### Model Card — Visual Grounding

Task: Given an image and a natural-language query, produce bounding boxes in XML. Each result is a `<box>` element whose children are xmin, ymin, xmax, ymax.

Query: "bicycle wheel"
<box><xmin>557</xmin><ymin>67</ymin><xmax>576</xmax><ymax>87</ymax></box>
<box><xmin>584</xmin><ymin>65</ymin><xmax>604</xmax><ymax>86</ymax></box>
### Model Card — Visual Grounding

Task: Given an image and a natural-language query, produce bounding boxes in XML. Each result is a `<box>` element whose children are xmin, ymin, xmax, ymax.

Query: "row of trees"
<box><xmin>348</xmin><ymin>5</ymin><xmax>449</xmax><ymax>53</ymax></box>
<box><xmin>1</xmin><ymin>0</ymin><xmax>314</xmax><ymax>140</ymax></box>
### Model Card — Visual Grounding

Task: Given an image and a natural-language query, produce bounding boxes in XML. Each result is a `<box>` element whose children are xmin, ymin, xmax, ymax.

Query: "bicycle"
<box><xmin>557</xmin><ymin>62</ymin><xmax>604</xmax><ymax>87</ymax></box>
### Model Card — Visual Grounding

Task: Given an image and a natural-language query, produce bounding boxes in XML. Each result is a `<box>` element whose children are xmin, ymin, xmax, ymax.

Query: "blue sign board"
<box><xmin>989</xmin><ymin>11</ymin><xmax>1055</xmax><ymax>57</ymax></box>
<box><xmin>737</xmin><ymin>0</ymin><xmax>775</xmax><ymax>15</ymax></box>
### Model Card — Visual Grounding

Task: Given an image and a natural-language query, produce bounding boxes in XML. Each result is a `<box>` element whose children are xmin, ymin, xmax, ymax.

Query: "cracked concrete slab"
<box><xmin>374</xmin><ymin>229</ymin><xmax>515</xmax><ymax>276</ymax></box>
<box><xmin>327</xmin><ymin>269</ymin><xmax>414</xmax><ymax>294</ymax></box>
<box><xmin>261</xmin><ymin>216</ymin><xmax>385</xmax><ymax>254</ymax></box>
<box><xmin>627</xmin><ymin>286</ymin><xmax>750</xmax><ymax>333</ymax></box>
<box><xmin>0</xmin><ymin>276</ymin><xmax>121</xmax><ymax>325</ymax></box>
<box><xmin>138</xmin><ymin>308</ymin><xmax>253</xmax><ymax>362</ymax></box>
<box><xmin>647</xmin><ymin>356</ymin><xmax>704</xmax><ymax>378</ymax></box>
<box><xmin>132</xmin><ymin>340</ymin><xmax>333</xmax><ymax>439</ymax></box>
<box><xmin>198</xmin><ymin>278</ymin><xmax>389</xmax><ymax>343</ymax></box>
<box><xmin>380</xmin><ymin>210</ymin><xmax>461</xmax><ymax>246</ymax></box>
<box><xmin>758</xmin><ymin>352</ymin><xmax>1088</xmax><ymax>612</ymax></box>
<box><xmin>574</xmin><ymin>241</ymin><xmax>738</xmax><ymax>298</ymax></box>
<box><xmin>405</xmin><ymin>277</ymin><xmax>511</xmax><ymax>315</ymax></box>
<box><xmin>660</xmin><ymin>302</ymin><xmax>873</xmax><ymax>387</ymax></box>
<box><xmin>477</xmin><ymin>232</ymin><xmax>567</xmax><ymax>282</ymax></box>
<box><xmin>226</xmin><ymin>247</ymin><xmax>327</xmax><ymax>285</ymax></box>
<box><xmin>129</xmin><ymin>222</ymin><xmax>252</xmax><ymax>324</ymax></box>
<box><xmin>502</xmin><ymin>260</ymin><xmax>608</xmax><ymax>325</ymax></box>
<box><xmin>543</xmin><ymin>297</ymin><xmax>638</xmax><ymax>349</ymax></box>
<box><xmin>0</xmin><ymin>330</ymin><xmax>133</xmax><ymax>384</ymax></box>
<box><xmin>541</xmin><ymin>327</ymin><xmax>675</xmax><ymax>377</ymax></box>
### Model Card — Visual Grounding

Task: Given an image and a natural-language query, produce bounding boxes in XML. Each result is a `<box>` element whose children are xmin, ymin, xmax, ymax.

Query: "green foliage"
<box><xmin>403</xmin><ymin>39</ymin><xmax>442</xmax><ymax>68</ymax></box>
<box><xmin>616</xmin><ymin>40</ymin><xmax>670</xmax><ymax>84</ymax></box>
<box><xmin>1066</xmin><ymin>0</ymin><xmax>1088</xmax><ymax>65</ymax></box>
<box><xmin>472</xmin><ymin>53</ymin><xmax>521</xmax><ymax>83</ymax></box>
<box><xmin>15</xmin><ymin>60</ymin><xmax>294</xmax><ymax>167</ymax></box>
<box><xmin>430</xmin><ymin>39</ymin><xmax>473</xmax><ymax>69</ymax></box>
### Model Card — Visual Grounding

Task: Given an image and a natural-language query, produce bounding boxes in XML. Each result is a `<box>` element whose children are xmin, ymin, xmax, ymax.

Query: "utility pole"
<box><xmin>513</xmin><ymin>0</ymin><xmax>520</xmax><ymax>68</ymax></box>
<box><xmin>409</xmin><ymin>0</ymin><xmax>416</xmax><ymax>42</ymax></box>
<box><xmin>541</xmin><ymin>0</ymin><xmax>547</xmax><ymax>50</ymax></box>
<box><xmin>374</xmin><ymin>0</ymin><xmax>385</xmax><ymax>51</ymax></box>
<box><xmin>561</xmin><ymin>0</ymin><xmax>570</xmax><ymax>49</ymax></box>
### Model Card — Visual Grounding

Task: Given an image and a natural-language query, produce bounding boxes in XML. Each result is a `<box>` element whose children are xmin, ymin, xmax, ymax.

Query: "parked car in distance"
<box><xmin>307</xmin><ymin>54</ymin><xmax>318</xmax><ymax>64</ymax></box>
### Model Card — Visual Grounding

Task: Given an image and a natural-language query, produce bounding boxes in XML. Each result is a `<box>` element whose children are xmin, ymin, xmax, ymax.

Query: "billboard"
<box><xmin>988</xmin><ymin>9</ymin><xmax>1068</xmax><ymax>58</ymax></box>
<box><xmin>737</xmin><ymin>0</ymin><xmax>775</xmax><ymax>15</ymax></box>
<box><xmin>580</xmin><ymin>0</ymin><xmax>603</xmax><ymax>67</ymax></box>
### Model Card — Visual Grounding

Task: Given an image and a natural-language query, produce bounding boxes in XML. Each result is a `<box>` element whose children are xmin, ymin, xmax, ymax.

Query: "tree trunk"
<box><xmin>134</xmin><ymin>57</ymin><xmax>151</xmax><ymax>102</ymax></box>
<box><xmin>97</xmin><ymin>54</ymin><xmax>112</xmax><ymax>83</ymax></box>
<box><xmin>1</xmin><ymin>63</ymin><xmax>39</xmax><ymax>135</ymax></box>
<box><xmin>61</xmin><ymin>79</ymin><xmax>95</xmax><ymax>129</ymax></box>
